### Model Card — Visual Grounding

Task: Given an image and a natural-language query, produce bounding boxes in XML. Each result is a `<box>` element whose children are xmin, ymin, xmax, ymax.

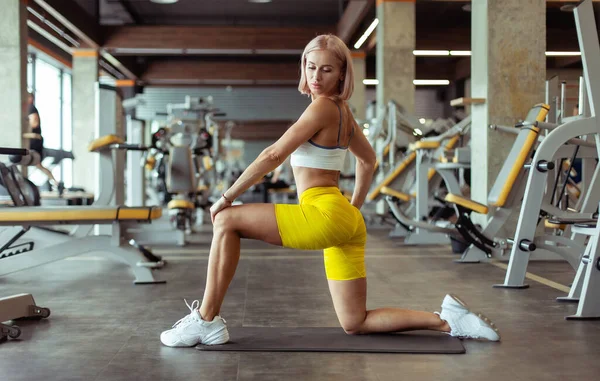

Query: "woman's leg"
<box><xmin>35</xmin><ymin>163</ymin><xmax>58</xmax><ymax>186</ymax></box>
<box><xmin>327</xmin><ymin>278</ymin><xmax>450</xmax><ymax>334</ymax></box>
<box><xmin>199</xmin><ymin>203</ymin><xmax>282</xmax><ymax>321</ymax></box>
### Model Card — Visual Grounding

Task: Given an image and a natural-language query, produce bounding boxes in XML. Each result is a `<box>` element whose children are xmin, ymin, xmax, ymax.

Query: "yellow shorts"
<box><xmin>274</xmin><ymin>186</ymin><xmax>367</xmax><ymax>280</ymax></box>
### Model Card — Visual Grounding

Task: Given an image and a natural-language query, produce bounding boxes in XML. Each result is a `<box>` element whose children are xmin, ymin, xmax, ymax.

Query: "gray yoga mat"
<box><xmin>196</xmin><ymin>327</ymin><xmax>465</xmax><ymax>354</ymax></box>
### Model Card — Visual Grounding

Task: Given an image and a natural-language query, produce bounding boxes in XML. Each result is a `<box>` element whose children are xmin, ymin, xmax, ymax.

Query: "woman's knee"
<box><xmin>213</xmin><ymin>208</ymin><xmax>236</xmax><ymax>232</ymax></box>
<box><xmin>339</xmin><ymin>314</ymin><xmax>366</xmax><ymax>335</ymax></box>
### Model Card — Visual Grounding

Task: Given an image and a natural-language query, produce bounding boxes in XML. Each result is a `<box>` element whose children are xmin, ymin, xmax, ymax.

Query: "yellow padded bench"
<box><xmin>0</xmin><ymin>206</ymin><xmax>161</xmax><ymax>225</ymax></box>
<box><xmin>368</xmin><ymin>152</ymin><xmax>417</xmax><ymax>201</ymax></box>
<box><xmin>381</xmin><ymin>187</ymin><xmax>412</xmax><ymax>202</ymax></box>
<box><xmin>445</xmin><ymin>194</ymin><xmax>489</xmax><ymax>215</ymax></box>
<box><xmin>409</xmin><ymin>140</ymin><xmax>441</xmax><ymax>151</ymax></box>
<box><xmin>545</xmin><ymin>220</ymin><xmax>566</xmax><ymax>230</ymax></box>
<box><xmin>88</xmin><ymin>135</ymin><xmax>125</xmax><ymax>152</ymax></box>
<box><xmin>168</xmin><ymin>200</ymin><xmax>195</xmax><ymax>210</ymax></box>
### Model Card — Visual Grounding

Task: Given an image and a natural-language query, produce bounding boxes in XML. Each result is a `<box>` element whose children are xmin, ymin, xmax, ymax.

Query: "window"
<box><xmin>62</xmin><ymin>73</ymin><xmax>73</xmax><ymax>187</ymax></box>
<box><xmin>26</xmin><ymin>53</ymin><xmax>73</xmax><ymax>188</ymax></box>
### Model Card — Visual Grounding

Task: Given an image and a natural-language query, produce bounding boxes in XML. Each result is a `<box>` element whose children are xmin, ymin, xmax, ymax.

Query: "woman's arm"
<box><xmin>223</xmin><ymin>98</ymin><xmax>334</xmax><ymax>201</ymax></box>
<box><xmin>348</xmin><ymin>120</ymin><xmax>376</xmax><ymax>209</ymax></box>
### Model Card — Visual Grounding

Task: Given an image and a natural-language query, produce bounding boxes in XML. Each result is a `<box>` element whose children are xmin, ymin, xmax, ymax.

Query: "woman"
<box><xmin>22</xmin><ymin>93</ymin><xmax>61</xmax><ymax>189</ymax></box>
<box><xmin>160</xmin><ymin>35</ymin><xmax>500</xmax><ymax>347</ymax></box>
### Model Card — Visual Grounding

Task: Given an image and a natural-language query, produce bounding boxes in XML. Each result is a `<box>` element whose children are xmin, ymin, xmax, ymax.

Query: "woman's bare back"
<box><xmin>293</xmin><ymin>100</ymin><xmax>356</xmax><ymax>195</ymax></box>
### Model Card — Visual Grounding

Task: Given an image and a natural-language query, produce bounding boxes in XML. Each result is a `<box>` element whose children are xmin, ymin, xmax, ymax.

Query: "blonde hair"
<box><xmin>298</xmin><ymin>34</ymin><xmax>354</xmax><ymax>101</ymax></box>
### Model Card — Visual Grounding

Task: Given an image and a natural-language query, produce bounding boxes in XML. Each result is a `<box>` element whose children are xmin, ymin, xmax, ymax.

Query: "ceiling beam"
<box><xmin>337</xmin><ymin>0</ymin><xmax>375</xmax><ymax>45</ymax></box>
<box><xmin>102</xmin><ymin>26</ymin><xmax>333</xmax><ymax>55</ymax></box>
<box><xmin>31</xmin><ymin>0</ymin><xmax>140</xmax><ymax>80</ymax></box>
<box><xmin>141</xmin><ymin>59</ymin><xmax>300</xmax><ymax>86</ymax></box>
<box><xmin>33</xmin><ymin>0</ymin><xmax>100</xmax><ymax>48</ymax></box>
<box><xmin>364</xmin><ymin>26</ymin><xmax>581</xmax><ymax>54</ymax></box>
<box><xmin>552</xmin><ymin>56</ymin><xmax>583</xmax><ymax>68</ymax></box>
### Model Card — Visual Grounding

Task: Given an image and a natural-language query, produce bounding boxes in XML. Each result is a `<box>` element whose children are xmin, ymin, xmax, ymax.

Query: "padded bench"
<box><xmin>0</xmin><ymin>206</ymin><xmax>161</xmax><ymax>225</ymax></box>
<box><xmin>445</xmin><ymin>194</ymin><xmax>489</xmax><ymax>215</ymax></box>
<box><xmin>381</xmin><ymin>187</ymin><xmax>412</xmax><ymax>202</ymax></box>
<box><xmin>368</xmin><ymin>152</ymin><xmax>417</xmax><ymax>201</ymax></box>
<box><xmin>0</xmin><ymin>205</ymin><xmax>164</xmax><ymax>284</ymax></box>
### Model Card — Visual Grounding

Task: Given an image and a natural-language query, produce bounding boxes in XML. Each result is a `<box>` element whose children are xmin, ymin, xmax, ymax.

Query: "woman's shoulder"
<box><xmin>308</xmin><ymin>97</ymin><xmax>341</xmax><ymax>119</ymax></box>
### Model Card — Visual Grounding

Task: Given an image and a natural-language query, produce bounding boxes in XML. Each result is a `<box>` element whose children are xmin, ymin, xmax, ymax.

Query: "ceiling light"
<box><xmin>414</xmin><ymin>80</ymin><xmax>450</xmax><ymax>86</ymax></box>
<box><xmin>150</xmin><ymin>0</ymin><xmax>179</xmax><ymax>4</ymax></box>
<box><xmin>248</xmin><ymin>0</ymin><xmax>272</xmax><ymax>3</ymax></box>
<box><xmin>363</xmin><ymin>79</ymin><xmax>450</xmax><ymax>86</ymax></box>
<box><xmin>413</xmin><ymin>50</ymin><xmax>450</xmax><ymax>56</ymax></box>
<box><xmin>450</xmin><ymin>50</ymin><xmax>471</xmax><ymax>56</ymax></box>
<box><xmin>354</xmin><ymin>19</ymin><xmax>379</xmax><ymax>49</ymax></box>
<box><xmin>545</xmin><ymin>51</ymin><xmax>581</xmax><ymax>56</ymax></box>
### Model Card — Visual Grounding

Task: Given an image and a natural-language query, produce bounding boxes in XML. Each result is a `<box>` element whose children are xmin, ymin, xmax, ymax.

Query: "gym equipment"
<box><xmin>197</xmin><ymin>327</ymin><xmax>465</xmax><ymax>354</ymax></box>
<box><xmin>0</xmin><ymin>156</ymin><xmax>165</xmax><ymax>285</ymax></box>
<box><xmin>94</xmin><ymin>86</ymin><xmax>191</xmax><ymax>246</ymax></box>
<box><xmin>147</xmin><ymin>95</ymin><xmax>224</xmax><ymax>230</ymax></box>
<box><xmin>0</xmin><ymin>147</ymin><xmax>50</xmax><ymax>343</ymax></box>
<box><xmin>6</xmin><ymin>150</ymin><xmax>42</xmax><ymax>206</ymax></box>
<box><xmin>0</xmin><ymin>294</ymin><xmax>50</xmax><ymax>343</ymax></box>
<box><xmin>495</xmin><ymin>0</ymin><xmax>600</xmax><ymax>289</ymax></box>
<box><xmin>551</xmin><ymin>211</ymin><xmax>600</xmax><ymax>319</ymax></box>
<box><xmin>366</xmin><ymin>116</ymin><xmax>470</xmax><ymax>240</ymax></box>
<box><xmin>441</xmin><ymin>104</ymin><xmax>553</xmax><ymax>261</ymax></box>
<box><xmin>383</xmin><ymin>117</ymin><xmax>472</xmax><ymax>244</ymax></box>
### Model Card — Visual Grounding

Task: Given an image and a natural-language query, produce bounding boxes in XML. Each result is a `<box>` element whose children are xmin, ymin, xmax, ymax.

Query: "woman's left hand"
<box><xmin>210</xmin><ymin>197</ymin><xmax>232</xmax><ymax>223</ymax></box>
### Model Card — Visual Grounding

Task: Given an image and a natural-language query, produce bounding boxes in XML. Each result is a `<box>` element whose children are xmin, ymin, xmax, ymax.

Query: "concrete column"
<box><xmin>471</xmin><ymin>0</ymin><xmax>545</xmax><ymax>228</ymax></box>
<box><xmin>376</xmin><ymin>0</ymin><xmax>415</xmax><ymax>114</ymax></box>
<box><xmin>0</xmin><ymin>0</ymin><xmax>27</xmax><ymax>149</ymax></box>
<box><xmin>72</xmin><ymin>49</ymin><xmax>98</xmax><ymax>192</ymax></box>
<box><xmin>349</xmin><ymin>51</ymin><xmax>366</xmax><ymax>120</ymax></box>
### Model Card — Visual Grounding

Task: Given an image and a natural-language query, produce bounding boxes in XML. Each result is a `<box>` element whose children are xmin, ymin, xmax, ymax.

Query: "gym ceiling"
<box><xmin>27</xmin><ymin>0</ymin><xmax>590</xmax><ymax>88</ymax></box>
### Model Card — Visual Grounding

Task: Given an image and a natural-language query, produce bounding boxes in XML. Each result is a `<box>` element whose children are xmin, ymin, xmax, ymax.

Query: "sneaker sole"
<box><xmin>447</xmin><ymin>294</ymin><xmax>469</xmax><ymax>309</ymax></box>
<box><xmin>448</xmin><ymin>295</ymin><xmax>501</xmax><ymax>341</ymax></box>
<box><xmin>474</xmin><ymin>311</ymin><xmax>501</xmax><ymax>340</ymax></box>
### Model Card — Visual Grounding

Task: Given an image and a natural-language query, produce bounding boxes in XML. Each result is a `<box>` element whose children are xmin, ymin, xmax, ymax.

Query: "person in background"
<box><xmin>23</xmin><ymin>92</ymin><xmax>62</xmax><ymax>192</ymax></box>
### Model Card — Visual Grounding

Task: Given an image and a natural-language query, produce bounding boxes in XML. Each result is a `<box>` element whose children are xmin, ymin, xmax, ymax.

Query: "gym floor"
<box><xmin>1</xmin><ymin>228</ymin><xmax>599</xmax><ymax>381</ymax></box>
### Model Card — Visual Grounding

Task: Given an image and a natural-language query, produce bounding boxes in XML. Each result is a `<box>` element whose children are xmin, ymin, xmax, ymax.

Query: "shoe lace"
<box><xmin>172</xmin><ymin>299</ymin><xmax>200</xmax><ymax>328</ymax></box>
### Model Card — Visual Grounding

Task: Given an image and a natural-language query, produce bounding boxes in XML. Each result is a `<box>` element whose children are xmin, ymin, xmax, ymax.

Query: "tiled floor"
<box><xmin>1</xmin><ymin>228</ymin><xmax>599</xmax><ymax>381</ymax></box>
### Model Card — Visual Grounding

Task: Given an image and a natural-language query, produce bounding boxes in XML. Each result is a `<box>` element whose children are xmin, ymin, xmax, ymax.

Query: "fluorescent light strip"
<box><xmin>413</xmin><ymin>50</ymin><xmax>449</xmax><ymax>56</ymax></box>
<box><xmin>354</xmin><ymin>19</ymin><xmax>379</xmax><ymax>49</ymax></box>
<box><xmin>414</xmin><ymin>79</ymin><xmax>450</xmax><ymax>86</ymax></box>
<box><xmin>545</xmin><ymin>51</ymin><xmax>581</xmax><ymax>56</ymax></box>
<box><xmin>450</xmin><ymin>50</ymin><xmax>471</xmax><ymax>56</ymax></box>
<box><xmin>410</xmin><ymin>51</ymin><xmax>581</xmax><ymax>57</ymax></box>
<box><xmin>363</xmin><ymin>79</ymin><xmax>450</xmax><ymax>86</ymax></box>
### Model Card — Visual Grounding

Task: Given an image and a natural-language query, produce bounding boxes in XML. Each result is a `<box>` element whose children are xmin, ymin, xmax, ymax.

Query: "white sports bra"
<box><xmin>290</xmin><ymin>101</ymin><xmax>354</xmax><ymax>171</ymax></box>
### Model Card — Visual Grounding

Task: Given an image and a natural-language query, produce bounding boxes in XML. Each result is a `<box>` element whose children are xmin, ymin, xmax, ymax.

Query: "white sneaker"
<box><xmin>160</xmin><ymin>300</ymin><xmax>230</xmax><ymax>347</ymax></box>
<box><xmin>436</xmin><ymin>294</ymin><xmax>501</xmax><ymax>341</ymax></box>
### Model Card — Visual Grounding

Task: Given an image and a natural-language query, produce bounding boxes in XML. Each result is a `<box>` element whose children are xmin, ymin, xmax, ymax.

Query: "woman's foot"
<box><xmin>160</xmin><ymin>300</ymin><xmax>230</xmax><ymax>347</ymax></box>
<box><xmin>436</xmin><ymin>294</ymin><xmax>501</xmax><ymax>341</ymax></box>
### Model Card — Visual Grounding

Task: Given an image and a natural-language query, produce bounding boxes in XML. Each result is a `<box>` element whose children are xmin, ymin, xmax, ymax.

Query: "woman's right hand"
<box><xmin>210</xmin><ymin>197</ymin><xmax>232</xmax><ymax>223</ymax></box>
